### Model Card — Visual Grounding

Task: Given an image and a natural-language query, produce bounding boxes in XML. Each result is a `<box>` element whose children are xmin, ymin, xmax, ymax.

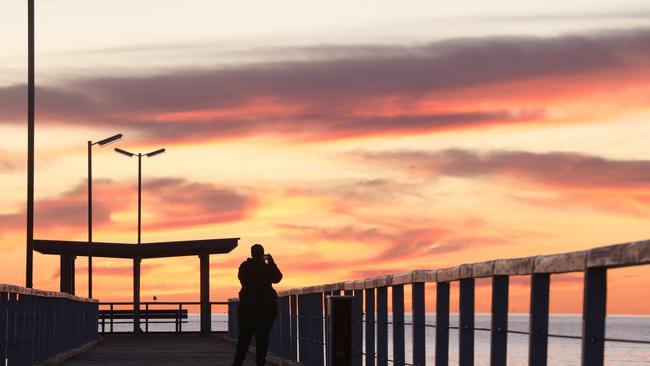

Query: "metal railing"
<box><xmin>98</xmin><ymin>301</ymin><xmax>228</xmax><ymax>334</ymax></box>
<box><xmin>228</xmin><ymin>239</ymin><xmax>650</xmax><ymax>366</ymax></box>
<box><xmin>0</xmin><ymin>284</ymin><xmax>98</xmax><ymax>366</ymax></box>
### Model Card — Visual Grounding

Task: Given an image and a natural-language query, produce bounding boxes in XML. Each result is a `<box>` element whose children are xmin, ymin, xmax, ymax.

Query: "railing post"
<box><xmin>35</xmin><ymin>296</ymin><xmax>41</xmax><ymax>363</ymax></box>
<box><xmin>290</xmin><ymin>294</ymin><xmax>298</xmax><ymax>361</ymax></box>
<box><xmin>133</xmin><ymin>257</ymin><xmax>141</xmax><ymax>336</ymax></box>
<box><xmin>233</xmin><ymin>300</ymin><xmax>240</xmax><ymax>338</ymax></box>
<box><xmin>490</xmin><ymin>275</ymin><xmax>509</xmax><ymax>366</ymax></box>
<box><xmin>365</xmin><ymin>287</ymin><xmax>376</xmax><ymax>366</ymax></box>
<box><xmin>352</xmin><ymin>289</ymin><xmax>363</xmax><ymax>366</ymax></box>
<box><xmin>227</xmin><ymin>300</ymin><xmax>234</xmax><ymax>338</ymax></box>
<box><xmin>17</xmin><ymin>294</ymin><xmax>26</xmax><ymax>365</ymax></box>
<box><xmin>459</xmin><ymin>278</ymin><xmax>475</xmax><ymax>366</ymax></box>
<box><xmin>7</xmin><ymin>293</ymin><xmax>17</xmax><ymax>364</ymax></box>
<box><xmin>307</xmin><ymin>293</ymin><xmax>314</xmax><ymax>365</ymax></box>
<box><xmin>93</xmin><ymin>301</ymin><xmax>98</xmax><ymax>340</ymax></box>
<box><xmin>311</xmin><ymin>292</ymin><xmax>325</xmax><ymax>366</ymax></box>
<box><xmin>32</xmin><ymin>294</ymin><xmax>39</xmax><ymax>364</ymax></box>
<box><xmin>376</xmin><ymin>286</ymin><xmax>388</xmax><ymax>366</ymax></box>
<box><xmin>25</xmin><ymin>294</ymin><xmax>33</xmax><ymax>365</ymax></box>
<box><xmin>581</xmin><ymin>267</ymin><xmax>607</xmax><ymax>366</ymax></box>
<box><xmin>412</xmin><ymin>282</ymin><xmax>426</xmax><ymax>366</ymax></box>
<box><xmin>280</xmin><ymin>296</ymin><xmax>291</xmax><ymax>358</ymax></box>
<box><xmin>110</xmin><ymin>303</ymin><xmax>114</xmax><ymax>333</ymax></box>
<box><xmin>269</xmin><ymin>301</ymin><xmax>279</xmax><ymax>357</ymax></box>
<box><xmin>326</xmin><ymin>295</ymin><xmax>353</xmax><ymax>366</ymax></box>
<box><xmin>529</xmin><ymin>273</ymin><xmax>550</xmax><ymax>366</ymax></box>
<box><xmin>178</xmin><ymin>303</ymin><xmax>183</xmax><ymax>334</ymax></box>
<box><xmin>31</xmin><ymin>295</ymin><xmax>36</xmax><ymax>364</ymax></box>
<box><xmin>1</xmin><ymin>292</ymin><xmax>7</xmax><ymax>364</ymax></box>
<box><xmin>54</xmin><ymin>296</ymin><xmax>61</xmax><ymax>356</ymax></box>
<box><xmin>47</xmin><ymin>297</ymin><xmax>55</xmax><ymax>358</ymax></box>
<box><xmin>298</xmin><ymin>294</ymin><xmax>308</xmax><ymax>364</ymax></box>
<box><xmin>145</xmin><ymin>303</ymin><xmax>149</xmax><ymax>334</ymax></box>
<box><xmin>435</xmin><ymin>282</ymin><xmax>450</xmax><ymax>366</ymax></box>
<box><xmin>392</xmin><ymin>284</ymin><xmax>405</xmax><ymax>366</ymax></box>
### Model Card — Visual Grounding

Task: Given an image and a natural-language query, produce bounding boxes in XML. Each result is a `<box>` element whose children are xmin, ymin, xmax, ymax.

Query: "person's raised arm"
<box><xmin>266</xmin><ymin>255</ymin><xmax>283</xmax><ymax>284</ymax></box>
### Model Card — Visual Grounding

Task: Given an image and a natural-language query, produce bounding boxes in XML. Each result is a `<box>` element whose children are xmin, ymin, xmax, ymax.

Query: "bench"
<box><xmin>99</xmin><ymin>308</ymin><xmax>189</xmax><ymax>334</ymax></box>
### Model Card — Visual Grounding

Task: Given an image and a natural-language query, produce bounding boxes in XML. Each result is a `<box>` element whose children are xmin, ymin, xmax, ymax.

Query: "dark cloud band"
<box><xmin>1</xmin><ymin>29</ymin><xmax>649</xmax><ymax>142</ymax></box>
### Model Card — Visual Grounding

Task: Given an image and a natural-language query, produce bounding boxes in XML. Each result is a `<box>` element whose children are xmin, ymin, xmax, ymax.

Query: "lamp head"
<box><xmin>114</xmin><ymin>147</ymin><xmax>135</xmax><ymax>157</ymax></box>
<box><xmin>145</xmin><ymin>148</ymin><xmax>166</xmax><ymax>158</ymax></box>
<box><xmin>97</xmin><ymin>133</ymin><xmax>123</xmax><ymax>146</ymax></box>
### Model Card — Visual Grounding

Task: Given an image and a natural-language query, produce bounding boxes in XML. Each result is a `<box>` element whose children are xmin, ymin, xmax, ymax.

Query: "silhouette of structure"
<box><xmin>87</xmin><ymin>133</ymin><xmax>124</xmax><ymax>299</ymax></box>
<box><xmin>227</xmin><ymin>240</ymin><xmax>650</xmax><ymax>366</ymax></box>
<box><xmin>232</xmin><ymin>244</ymin><xmax>283</xmax><ymax>366</ymax></box>
<box><xmin>25</xmin><ymin>0</ymin><xmax>34</xmax><ymax>289</ymax></box>
<box><xmin>33</xmin><ymin>237</ymin><xmax>238</xmax><ymax>335</ymax></box>
<box><xmin>114</xmin><ymin>146</ymin><xmax>166</xmax><ymax>330</ymax></box>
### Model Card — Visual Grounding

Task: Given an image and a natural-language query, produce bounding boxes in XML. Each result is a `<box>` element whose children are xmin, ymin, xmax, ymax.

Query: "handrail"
<box><xmin>260</xmin><ymin>239</ymin><xmax>650</xmax><ymax>297</ymax></box>
<box><xmin>98</xmin><ymin>301</ymin><xmax>228</xmax><ymax>306</ymax></box>
<box><xmin>0</xmin><ymin>283</ymin><xmax>98</xmax><ymax>302</ymax></box>
<box><xmin>97</xmin><ymin>300</ymin><xmax>229</xmax><ymax>335</ymax></box>
<box><xmin>1</xmin><ymin>286</ymin><xmax>98</xmax><ymax>365</ymax></box>
<box><xmin>228</xmin><ymin>238</ymin><xmax>650</xmax><ymax>366</ymax></box>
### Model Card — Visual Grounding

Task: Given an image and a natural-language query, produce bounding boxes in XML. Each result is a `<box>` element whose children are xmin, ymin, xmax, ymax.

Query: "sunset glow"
<box><xmin>1</xmin><ymin>0</ymin><xmax>649</xmax><ymax>315</ymax></box>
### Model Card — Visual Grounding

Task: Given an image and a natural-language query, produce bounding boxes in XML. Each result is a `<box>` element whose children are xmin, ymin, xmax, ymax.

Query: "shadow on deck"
<box><xmin>61</xmin><ymin>334</ymin><xmax>256</xmax><ymax>366</ymax></box>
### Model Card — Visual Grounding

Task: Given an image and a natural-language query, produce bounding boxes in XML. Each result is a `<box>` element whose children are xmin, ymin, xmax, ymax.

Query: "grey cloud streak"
<box><xmin>357</xmin><ymin>149</ymin><xmax>650</xmax><ymax>188</ymax></box>
<box><xmin>1</xmin><ymin>29</ymin><xmax>649</xmax><ymax>142</ymax></box>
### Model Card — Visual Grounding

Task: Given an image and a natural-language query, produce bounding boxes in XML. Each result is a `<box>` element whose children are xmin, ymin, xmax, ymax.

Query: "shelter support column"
<box><xmin>200</xmin><ymin>253</ymin><xmax>210</xmax><ymax>335</ymax></box>
<box><xmin>59</xmin><ymin>254</ymin><xmax>76</xmax><ymax>294</ymax></box>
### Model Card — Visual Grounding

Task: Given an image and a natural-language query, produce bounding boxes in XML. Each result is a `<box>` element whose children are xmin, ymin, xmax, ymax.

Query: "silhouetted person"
<box><xmin>232</xmin><ymin>244</ymin><xmax>283</xmax><ymax>366</ymax></box>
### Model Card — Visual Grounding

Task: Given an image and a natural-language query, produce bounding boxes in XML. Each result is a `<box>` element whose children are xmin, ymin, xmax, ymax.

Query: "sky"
<box><xmin>1</xmin><ymin>0</ymin><xmax>650</xmax><ymax>314</ymax></box>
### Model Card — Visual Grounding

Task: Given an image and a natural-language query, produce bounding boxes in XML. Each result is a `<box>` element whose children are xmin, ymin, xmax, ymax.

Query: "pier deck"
<box><xmin>61</xmin><ymin>334</ymin><xmax>256</xmax><ymax>366</ymax></box>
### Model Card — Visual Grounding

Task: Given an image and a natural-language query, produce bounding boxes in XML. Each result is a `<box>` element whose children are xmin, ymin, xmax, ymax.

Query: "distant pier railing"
<box><xmin>0</xmin><ymin>284</ymin><xmax>98</xmax><ymax>366</ymax></box>
<box><xmin>228</xmin><ymin>239</ymin><xmax>650</xmax><ymax>366</ymax></box>
<box><xmin>98</xmin><ymin>301</ymin><xmax>229</xmax><ymax>334</ymax></box>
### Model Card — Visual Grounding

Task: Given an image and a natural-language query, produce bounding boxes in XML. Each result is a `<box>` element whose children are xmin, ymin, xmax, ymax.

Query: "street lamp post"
<box><xmin>88</xmin><ymin>133</ymin><xmax>123</xmax><ymax>298</ymax></box>
<box><xmin>114</xmin><ymin>148</ymin><xmax>166</xmax><ymax>244</ymax></box>
<box><xmin>26</xmin><ymin>0</ymin><xmax>35</xmax><ymax>289</ymax></box>
<box><xmin>115</xmin><ymin>147</ymin><xmax>165</xmax><ymax>334</ymax></box>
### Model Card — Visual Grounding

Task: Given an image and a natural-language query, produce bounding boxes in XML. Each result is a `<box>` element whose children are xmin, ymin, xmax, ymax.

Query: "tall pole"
<box><xmin>88</xmin><ymin>140</ymin><xmax>93</xmax><ymax>298</ymax></box>
<box><xmin>134</xmin><ymin>153</ymin><xmax>142</xmax><ymax>335</ymax></box>
<box><xmin>26</xmin><ymin>0</ymin><xmax>35</xmax><ymax>288</ymax></box>
<box><xmin>138</xmin><ymin>153</ymin><xmax>142</xmax><ymax>245</ymax></box>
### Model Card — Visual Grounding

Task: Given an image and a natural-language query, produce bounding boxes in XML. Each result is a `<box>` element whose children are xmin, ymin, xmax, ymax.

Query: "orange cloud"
<box><xmin>0</xmin><ymin>178</ymin><xmax>257</xmax><ymax>248</ymax></box>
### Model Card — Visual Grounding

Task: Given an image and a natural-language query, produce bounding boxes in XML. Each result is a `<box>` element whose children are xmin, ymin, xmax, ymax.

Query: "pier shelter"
<box><xmin>33</xmin><ymin>238</ymin><xmax>239</xmax><ymax>335</ymax></box>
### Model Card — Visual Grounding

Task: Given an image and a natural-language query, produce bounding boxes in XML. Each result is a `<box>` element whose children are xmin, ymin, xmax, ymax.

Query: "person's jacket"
<box><xmin>238</xmin><ymin>258</ymin><xmax>283</xmax><ymax>304</ymax></box>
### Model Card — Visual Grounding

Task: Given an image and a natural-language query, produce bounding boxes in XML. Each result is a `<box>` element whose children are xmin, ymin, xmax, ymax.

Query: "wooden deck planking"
<box><xmin>61</xmin><ymin>334</ymin><xmax>257</xmax><ymax>366</ymax></box>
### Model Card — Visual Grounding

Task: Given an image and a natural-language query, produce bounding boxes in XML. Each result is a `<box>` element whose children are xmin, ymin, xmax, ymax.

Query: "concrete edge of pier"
<box><xmin>35</xmin><ymin>337</ymin><xmax>102</xmax><ymax>366</ymax></box>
